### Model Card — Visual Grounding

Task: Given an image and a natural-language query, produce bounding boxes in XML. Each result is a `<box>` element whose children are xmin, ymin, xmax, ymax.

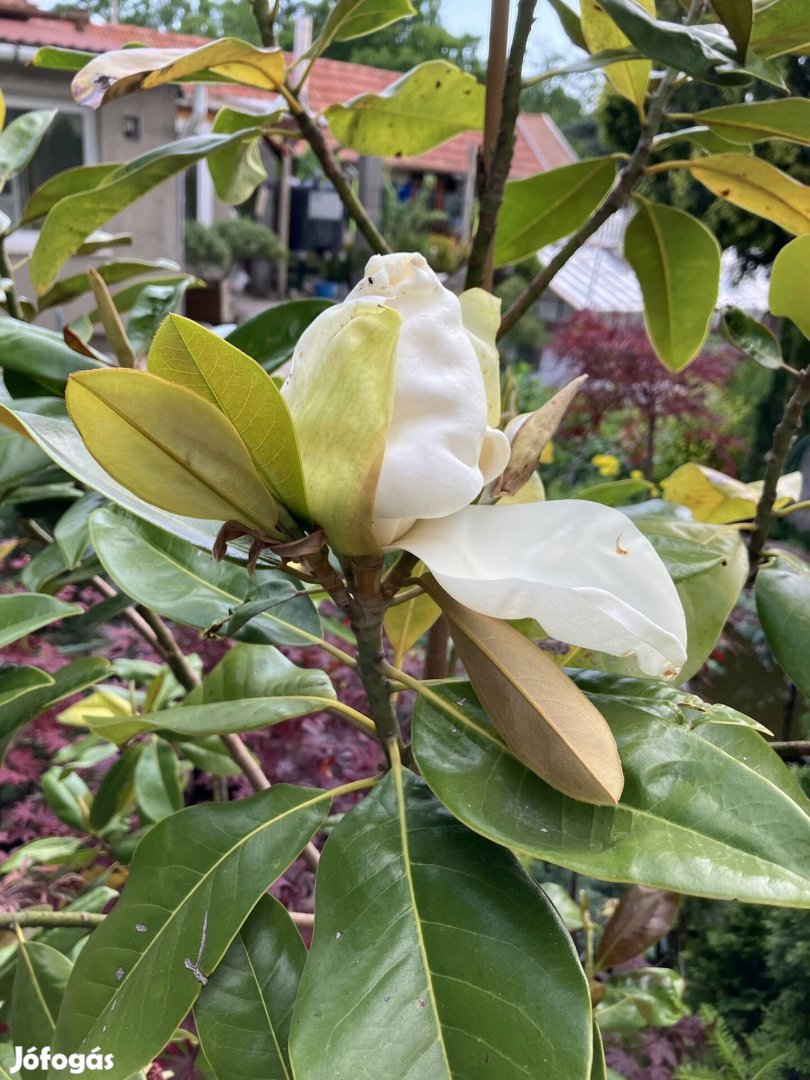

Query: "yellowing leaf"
<box><xmin>770</xmin><ymin>235</ymin><xmax>810</xmax><ymax>339</ymax></box>
<box><xmin>581</xmin><ymin>0</ymin><xmax>655</xmax><ymax>113</ymax></box>
<box><xmin>383</xmin><ymin>565</ymin><xmax>441</xmax><ymax>666</ymax></box>
<box><xmin>497</xmin><ymin>471</ymin><xmax>546</xmax><ymax>505</ymax></box>
<box><xmin>59</xmin><ymin>689</ymin><xmax>135</xmax><ymax>736</ymax></box>
<box><xmin>149</xmin><ymin>315</ymin><xmax>309</xmax><ymax>522</ymax></box>
<box><xmin>72</xmin><ymin>39</ymin><xmax>285</xmax><ymax>109</ymax></box>
<box><xmin>660</xmin><ymin>462</ymin><xmax>800</xmax><ymax>523</ymax></box>
<box><xmin>67</xmin><ymin>369</ymin><xmax>280</xmax><ymax>534</ymax></box>
<box><xmin>624</xmin><ymin>199</ymin><xmax>720</xmax><ymax>371</ymax></box>
<box><xmin>695</xmin><ymin>98</ymin><xmax>810</xmax><ymax>146</ymax></box>
<box><xmin>282</xmin><ymin>302</ymin><xmax>400</xmax><ymax>556</ymax></box>
<box><xmin>325</xmin><ymin>60</ymin><xmax>484</xmax><ymax>157</ymax></box>
<box><xmin>423</xmin><ymin>578</ymin><xmax>624</xmax><ymax>806</ymax></box>
<box><xmin>688</xmin><ymin>153</ymin><xmax>810</xmax><ymax>235</ymax></box>
<box><xmin>0</xmin><ymin>89</ymin><xmax>5</xmax><ymax>132</ymax></box>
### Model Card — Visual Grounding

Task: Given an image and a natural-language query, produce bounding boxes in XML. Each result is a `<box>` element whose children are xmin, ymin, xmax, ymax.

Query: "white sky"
<box><xmin>438</xmin><ymin>0</ymin><xmax>579</xmax><ymax>72</ymax></box>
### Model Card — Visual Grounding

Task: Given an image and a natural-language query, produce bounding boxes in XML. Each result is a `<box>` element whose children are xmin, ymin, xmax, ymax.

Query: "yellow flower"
<box><xmin>591</xmin><ymin>453</ymin><xmax>621</xmax><ymax>479</ymax></box>
<box><xmin>630</xmin><ymin>469</ymin><xmax>644</xmax><ymax>480</ymax></box>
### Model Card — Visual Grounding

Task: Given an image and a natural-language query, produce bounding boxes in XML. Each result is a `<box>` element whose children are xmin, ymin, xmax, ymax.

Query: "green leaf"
<box><xmin>11</xmin><ymin>940</ymin><xmax>72</xmax><ymax>1062</ymax></box>
<box><xmin>54</xmin><ymin>490</ymin><xmax>104</xmax><ymax>569</ymax></box>
<box><xmin>0</xmin><ymin>405</ymin><xmax>222</xmax><ymax>553</ymax></box>
<box><xmin>30</xmin><ymin>131</ymin><xmax>254</xmax><ymax>293</ymax></box>
<box><xmin>688</xmin><ymin>153</ymin><xmax>810</xmax><ymax>235</ymax></box>
<box><xmin>0</xmin><ymin>109</ymin><xmax>56</xmax><ymax>189</ymax></box>
<box><xmin>721</xmin><ymin>306</ymin><xmax>783</xmax><ymax>368</ymax></box>
<box><xmin>541</xmin><ymin>882</ymin><xmax>585</xmax><ymax>931</ymax></box>
<box><xmin>755</xmin><ymin>551</ymin><xmax>810</xmax><ymax>698</ymax></box>
<box><xmin>225</xmin><ymin>298</ymin><xmax>333</xmax><ymax>373</ymax></box>
<box><xmin>769</xmin><ymin>234</ymin><xmax>810</xmax><ymax>338</ymax></box>
<box><xmin>695</xmin><ymin>98</ymin><xmax>810</xmax><ymax>145</ymax></box>
<box><xmin>89</xmin><ymin>506</ymin><xmax>322</xmax><ymax>647</ymax></box>
<box><xmin>325</xmin><ymin>60</ymin><xmax>484</xmax><ymax>157</ymax></box>
<box><xmin>134</xmin><ymin>736</ymin><xmax>183</xmax><ymax>822</ymax></box>
<box><xmin>412</xmin><ymin>680</ymin><xmax>810</xmax><ymax>905</ymax></box>
<box><xmin>31</xmin><ymin>45</ymin><xmax>96</xmax><ymax>71</ymax></box>
<box><xmin>547</xmin><ymin>0</ymin><xmax>588</xmax><ymax>50</ymax></box>
<box><xmin>625</xmin><ymin>198</ymin><xmax>720</xmax><ymax>371</ymax></box>
<box><xmin>84</xmin><ymin>273</ymin><xmax>197</xmax><ymax>325</ymax></box>
<box><xmin>595</xmin><ymin>0</ymin><xmax>783</xmax><ymax>86</ymax></box>
<box><xmin>1</xmin><ymin>836</ymin><xmax>85</xmax><ymax>876</ymax></box>
<box><xmin>652</xmin><ymin>124</ymin><xmax>742</xmax><ymax>153</ymax></box>
<box><xmin>174</xmin><ymin>736</ymin><xmax>241</xmax><ymax>778</ymax></box>
<box><xmin>0</xmin><ymin>319</ymin><xmax>102</xmax><ymax>396</ymax></box>
<box><xmin>0</xmin><ymin>657</ymin><xmax>110</xmax><ymax>765</ymax></box>
<box><xmin>494</xmin><ymin>158</ymin><xmax>616</xmax><ymax>267</ymax></box>
<box><xmin>88</xmin><ymin>743</ymin><xmax>143</xmax><ymax>830</ymax></box>
<box><xmin>52</xmin><ymin>784</ymin><xmax>332</xmax><ymax>1080</ymax></box>
<box><xmin>596</xmin><ymin>968</ymin><xmax>687</xmax><ymax>1035</ymax></box>
<box><xmin>642</xmin><ymin>532</ymin><xmax>726</xmax><ymax>583</ymax></box>
<box><xmin>290</xmin><ymin>769</ymin><xmax>594</xmax><ymax>1079</ymax></box>
<box><xmin>208</xmin><ymin>108</ymin><xmax>270</xmax><ymax>206</ymax></box>
<box><xmin>41</xmin><ymin>764</ymin><xmax>91</xmax><ymax>831</ymax></box>
<box><xmin>21</xmin><ymin>161</ymin><xmax>121</xmax><ymax>224</ymax></box>
<box><xmin>307</xmin><ymin>0</ymin><xmax>415</xmax><ymax>54</ymax></box>
<box><xmin>38</xmin><ymin>258</ymin><xmax>180</xmax><ymax>311</ymax></box>
<box><xmin>576</xmin><ymin>479</ymin><xmax>656</xmax><ymax>506</ymax></box>
<box><xmin>750</xmin><ymin>0</ymin><xmax>810</xmax><ymax>57</ymax></box>
<box><xmin>72</xmin><ymin>39</ymin><xmax>286</xmax><ymax>110</ymax></box>
<box><xmin>710</xmin><ymin>0</ymin><xmax>753</xmax><ymax>58</ymax></box>
<box><xmin>0</xmin><ymin>592</ymin><xmax>82</xmax><ymax>648</ymax></box>
<box><xmin>149</xmin><ymin>315</ymin><xmax>309</xmax><ymax>521</ymax></box>
<box><xmin>0</xmin><ymin>665</ymin><xmax>53</xmax><ymax>708</ymax></box>
<box><xmin>126</xmin><ymin>279</ymin><xmax>196</xmax><ymax>355</ymax></box>
<box><xmin>66</xmin><ymin>368</ymin><xmax>280</xmax><ymax>534</ymax></box>
<box><xmin>581</xmin><ymin>0</ymin><xmax>653</xmax><ymax>112</ymax></box>
<box><xmin>195</xmin><ymin>895</ymin><xmax>305</xmax><ymax>1080</ymax></box>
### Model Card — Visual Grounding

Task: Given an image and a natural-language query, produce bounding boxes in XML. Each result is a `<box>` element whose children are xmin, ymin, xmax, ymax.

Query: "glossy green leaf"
<box><xmin>581</xmin><ymin>0</ymin><xmax>653</xmax><ymax>111</ymax></box>
<box><xmin>225</xmin><ymin>298</ymin><xmax>333</xmax><ymax>373</ymax></box>
<box><xmin>688</xmin><ymin>153</ymin><xmax>810</xmax><ymax>234</ymax></box>
<box><xmin>307</xmin><ymin>0</ymin><xmax>415</xmax><ymax>54</ymax></box>
<box><xmin>721</xmin><ymin>305</ymin><xmax>783</xmax><ymax>368</ymax></box>
<box><xmin>541</xmin><ymin>882</ymin><xmax>585</xmax><ymax>931</ymax></box>
<box><xmin>0</xmin><ymin>418</ymin><xmax>52</xmax><ymax>487</ymax></box>
<box><xmin>0</xmin><ymin>836</ymin><xmax>85</xmax><ymax>876</ymax></box>
<box><xmin>11</xmin><ymin>940</ymin><xmax>72</xmax><ymax>1063</ymax></box>
<box><xmin>89</xmin><ymin>506</ymin><xmax>322</xmax><ymax>647</ymax></box>
<box><xmin>769</xmin><ymin>234</ymin><xmax>810</xmax><ymax>338</ymax></box>
<box><xmin>54</xmin><ymin>490</ymin><xmax>104</xmax><ymax>569</ymax></box>
<box><xmin>290</xmin><ymin>769</ymin><xmax>594</xmax><ymax>1079</ymax></box>
<box><xmin>38</xmin><ymin>258</ymin><xmax>180</xmax><ymax>311</ymax></box>
<box><xmin>652</xmin><ymin>124</ymin><xmax>741</xmax><ymax>153</ymax></box>
<box><xmin>413</xmin><ymin>680</ymin><xmax>810</xmax><ymax>905</ymax></box>
<box><xmin>547</xmin><ymin>0</ymin><xmax>588</xmax><ymax>50</ymax></box>
<box><xmin>0</xmin><ymin>592</ymin><xmax>82</xmax><ymax>648</ymax></box>
<box><xmin>52</xmin><ymin>784</ymin><xmax>332</xmax><ymax>1080</ymax></box>
<box><xmin>67</xmin><ymin>368</ymin><xmax>280</xmax><ymax>533</ymax></box>
<box><xmin>41</xmin><ymin>764</ymin><xmax>92</xmax><ymax>831</ymax></box>
<box><xmin>695</xmin><ymin>98</ymin><xmax>810</xmax><ymax>145</ymax></box>
<box><xmin>0</xmin><ymin>109</ymin><xmax>56</xmax><ymax>189</ymax></box>
<box><xmin>195</xmin><ymin>895</ymin><xmax>305</xmax><ymax>1080</ymax></box>
<box><xmin>134</xmin><ymin>736</ymin><xmax>183</xmax><ymax>822</ymax></box>
<box><xmin>32</xmin><ymin>45</ymin><xmax>96</xmax><ymax>71</ymax></box>
<box><xmin>625</xmin><ymin>199</ymin><xmax>720</xmax><ymax>371</ymax></box>
<box><xmin>83</xmin><ymin>273</ymin><xmax>198</xmax><ymax>326</ymax></box>
<box><xmin>0</xmin><ymin>665</ymin><xmax>53</xmax><ymax>708</ymax></box>
<box><xmin>326</xmin><ymin>60</ymin><xmax>484</xmax><ymax>156</ymax></box>
<box><xmin>174</xmin><ymin>736</ymin><xmax>241</xmax><ymax>778</ymax></box>
<box><xmin>149</xmin><ymin>315</ymin><xmax>309</xmax><ymax>520</ymax></box>
<box><xmin>72</xmin><ymin>39</ymin><xmax>286</xmax><ymax>109</ymax></box>
<box><xmin>596</xmin><ymin>0</ymin><xmax>783</xmax><ymax>86</ymax></box>
<box><xmin>127</xmin><ymin>279</ymin><xmax>197</xmax><ymax>355</ymax></box>
<box><xmin>21</xmin><ymin>161</ymin><xmax>121</xmax><ymax>224</ymax></box>
<box><xmin>30</xmin><ymin>131</ymin><xmax>253</xmax><ymax>294</ymax></box>
<box><xmin>595</xmin><ymin>968</ymin><xmax>687</xmax><ymax>1034</ymax></box>
<box><xmin>576</xmin><ymin>479</ymin><xmax>656</xmax><ymax>505</ymax></box>
<box><xmin>0</xmin><ymin>657</ymin><xmax>110</xmax><ymax>765</ymax></box>
<box><xmin>495</xmin><ymin>158</ymin><xmax>615</xmax><ymax>267</ymax></box>
<box><xmin>642</xmin><ymin>532</ymin><xmax>726</xmax><ymax>583</ymax></box>
<box><xmin>755</xmin><ymin>551</ymin><xmax>810</xmax><ymax>699</ymax></box>
<box><xmin>710</xmin><ymin>0</ymin><xmax>753</xmax><ymax>57</ymax></box>
<box><xmin>89</xmin><ymin>743</ymin><xmax>142</xmax><ymax>830</ymax></box>
<box><xmin>208</xmin><ymin>107</ymin><xmax>270</xmax><ymax>206</ymax></box>
<box><xmin>0</xmin><ymin>319</ymin><xmax>102</xmax><ymax>395</ymax></box>
<box><xmin>750</xmin><ymin>0</ymin><xmax>810</xmax><ymax>57</ymax></box>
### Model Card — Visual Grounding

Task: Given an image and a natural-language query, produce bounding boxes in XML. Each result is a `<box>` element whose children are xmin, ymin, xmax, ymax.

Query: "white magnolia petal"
<box><xmin>347</xmin><ymin>252</ymin><xmax>492</xmax><ymax>522</ymax></box>
<box><xmin>394</xmin><ymin>502</ymin><xmax>688</xmax><ymax>678</ymax></box>
<box><xmin>459</xmin><ymin>287</ymin><xmax>502</xmax><ymax>427</ymax></box>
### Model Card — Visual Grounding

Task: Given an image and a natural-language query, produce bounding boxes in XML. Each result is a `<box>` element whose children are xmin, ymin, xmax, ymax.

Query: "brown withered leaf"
<box><xmin>595</xmin><ymin>886</ymin><xmax>681</xmax><ymax>970</ymax></box>
<box><xmin>493</xmin><ymin>375</ymin><xmax>587</xmax><ymax>498</ymax></box>
<box><xmin>422</xmin><ymin>576</ymin><xmax>624</xmax><ymax>805</ymax></box>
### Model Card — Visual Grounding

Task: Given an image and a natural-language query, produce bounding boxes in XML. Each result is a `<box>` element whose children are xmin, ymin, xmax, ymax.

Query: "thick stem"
<box><xmin>353</xmin><ymin>615</ymin><xmax>404</xmax><ymax>758</ymax></box>
<box><xmin>498</xmin><ymin>0</ymin><xmax>708</xmax><ymax>338</ymax></box>
<box><xmin>250</xmin><ymin>0</ymin><xmax>277</xmax><ymax>47</ymax></box>
<box><xmin>424</xmin><ymin>617</ymin><xmax>450</xmax><ymax>680</ymax></box>
<box><xmin>466</xmin><ymin>0</ymin><xmax>536</xmax><ymax>291</ymax></box>
<box><xmin>0</xmin><ymin>236</ymin><xmax>22</xmax><ymax>321</ymax></box>
<box><xmin>748</xmin><ymin>363</ymin><xmax>810</xmax><ymax>568</ymax></box>
<box><xmin>0</xmin><ymin>910</ymin><xmax>105</xmax><ymax>929</ymax></box>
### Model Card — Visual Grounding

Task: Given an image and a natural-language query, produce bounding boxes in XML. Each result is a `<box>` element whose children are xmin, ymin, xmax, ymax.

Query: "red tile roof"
<box><xmin>0</xmin><ymin>7</ymin><xmax>577</xmax><ymax>177</ymax></box>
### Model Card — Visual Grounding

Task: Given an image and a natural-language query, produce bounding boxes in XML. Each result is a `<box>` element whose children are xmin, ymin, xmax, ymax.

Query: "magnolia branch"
<box><xmin>498</xmin><ymin>0</ymin><xmax>707</xmax><ymax>338</ymax></box>
<box><xmin>748</xmin><ymin>362</ymin><xmax>810</xmax><ymax>568</ymax></box>
<box><xmin>0</xmin><ymin>907</ymin><xmax>316</xmax><ymax>930</ymax></box>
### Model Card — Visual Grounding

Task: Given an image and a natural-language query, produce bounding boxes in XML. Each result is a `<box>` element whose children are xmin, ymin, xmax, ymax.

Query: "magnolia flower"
<box><xmin>283</xmin><ymin>252</ymin><xmax>687</xmax><ymax>679</ymax></box>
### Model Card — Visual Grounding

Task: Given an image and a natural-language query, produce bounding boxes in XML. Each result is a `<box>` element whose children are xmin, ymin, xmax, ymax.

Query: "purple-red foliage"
<box><xmin>550</xmin><ymin>313</ymin><xmax>743</xmax><ymax>473</ymax></box>
<box><xmin>605</xmin><ymin>1015</ymin><xmax>705</xmax><ymax>1080</ymax></box>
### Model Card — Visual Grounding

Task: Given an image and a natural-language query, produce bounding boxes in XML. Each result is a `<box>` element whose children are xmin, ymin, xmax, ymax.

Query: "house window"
<box><xmin>0</xmin><ymin>100</ymin><xmax>95</xmax><ymax>231</ymax></box>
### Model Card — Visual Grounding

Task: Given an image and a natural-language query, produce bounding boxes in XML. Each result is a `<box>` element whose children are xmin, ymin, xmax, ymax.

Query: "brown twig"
<box><xmin>769</xmin><ymin>741</ymin><xmax>810</xmax><ymax>758</ymax></box>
